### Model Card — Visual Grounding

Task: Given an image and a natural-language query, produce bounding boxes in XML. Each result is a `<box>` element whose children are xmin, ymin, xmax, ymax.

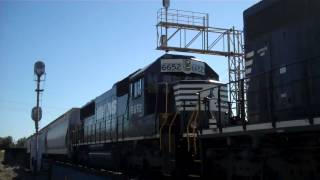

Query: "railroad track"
<box><xmin>51</xmin><ymin>161</ymin><xmax>174</xmax><ymax>180</ymax></box>
<box><xmin>51</xmin><ymin>161</ymin><xmax>127</xmax><ymax>180</ymax></box>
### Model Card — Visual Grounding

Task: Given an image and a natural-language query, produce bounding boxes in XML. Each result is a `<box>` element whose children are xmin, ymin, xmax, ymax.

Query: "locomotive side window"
<box><xmin>131</xmin><ymin>78</ymin><xmax>143</xmax><ymax>98</ymax></box>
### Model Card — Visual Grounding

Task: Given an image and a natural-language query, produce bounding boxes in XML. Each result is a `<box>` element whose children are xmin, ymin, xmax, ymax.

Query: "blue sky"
<box><xmin>0</xmin><ymin>0</ymin><xmax>258</xmax><ymax>140</ymax></box>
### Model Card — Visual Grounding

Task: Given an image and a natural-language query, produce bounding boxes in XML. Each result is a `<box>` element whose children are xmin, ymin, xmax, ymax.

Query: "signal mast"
<box><xmin>31</xmin><ymin>61</ymin><xmax>46</xmax><ymax>172</ymax></box>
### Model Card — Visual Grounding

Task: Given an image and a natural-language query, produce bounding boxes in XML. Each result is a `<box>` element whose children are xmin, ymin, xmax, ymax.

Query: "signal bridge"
<box><xmin>156</xmin><ymin>8</ymin><xmax>246</xmax><ymax>118</ymax></box>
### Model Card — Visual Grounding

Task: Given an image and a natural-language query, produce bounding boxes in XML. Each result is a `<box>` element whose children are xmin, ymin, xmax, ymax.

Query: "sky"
<box><xmin>0</xmin><ymin>0</ymin><xmax>259</xmax><ymax>140</ymax></box>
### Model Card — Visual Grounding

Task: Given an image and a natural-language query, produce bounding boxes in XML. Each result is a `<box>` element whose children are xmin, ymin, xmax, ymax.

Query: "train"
<box><xmin>27</xmin><ymin>0</ymin><xmax>320</xmax><ymax>179</ymax></box>
<box><xmin>27</xmin><ymin>54</ymin><xmax>228</xmax><ymax>175</ymax></box>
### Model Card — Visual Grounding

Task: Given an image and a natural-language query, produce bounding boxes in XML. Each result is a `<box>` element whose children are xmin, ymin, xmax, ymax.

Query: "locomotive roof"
<box><xmin>175</xmin><ymin>79</ymin><xmax>225</xmax><ymax>84</ymax></box>
<box><xmin>86</xmin><ymin>54</ymin><xmax>219</xmax><ymax>111</ymax></box>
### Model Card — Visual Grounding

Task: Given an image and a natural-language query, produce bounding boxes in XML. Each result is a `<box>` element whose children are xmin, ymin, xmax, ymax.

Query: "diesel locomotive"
<box><xmin>27</xmin><ymin>54</ymin><xmax>228</xmax><ymax>175</ymax></box>
<box><xmin>27</xmin><ymin>0</ymin><xmax>320</xmax><ymax>179</ymax></box>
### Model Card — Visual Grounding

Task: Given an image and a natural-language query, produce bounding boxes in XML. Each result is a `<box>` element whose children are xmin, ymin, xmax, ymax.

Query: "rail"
<box><xmin>157</xmin><ymin>8</ymin><xmax>208</xmax><ymax>27</ymax></box>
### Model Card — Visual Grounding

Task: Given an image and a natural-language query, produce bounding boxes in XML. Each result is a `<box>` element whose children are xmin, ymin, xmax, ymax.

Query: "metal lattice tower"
<box><xmin>156</xmin><ymin>8</ymin><xmax>245</xmax><ymax>117</ymax></box>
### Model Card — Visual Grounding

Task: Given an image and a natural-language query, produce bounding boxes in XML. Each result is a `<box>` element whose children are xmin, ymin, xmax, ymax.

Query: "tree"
<box><xmin>0</xmin><ymin>136</ymin><xmax>13</xmax><ymax>149</ymax></box>
<box><xmin>15</xmin><ymin>137</ymin><xmax>27</xmax><ymax>148</ymax></box>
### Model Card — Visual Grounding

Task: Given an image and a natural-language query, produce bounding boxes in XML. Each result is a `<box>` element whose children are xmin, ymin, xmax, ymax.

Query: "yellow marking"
<box><xmin>168</xmin><ymin>112</ymin><xmax>178</xmax><ymax>152</ymax></box>
<box><xmin>186</xmin><ymin>111</ymin><xmax>196</xmax><ymax>152</ymax></box>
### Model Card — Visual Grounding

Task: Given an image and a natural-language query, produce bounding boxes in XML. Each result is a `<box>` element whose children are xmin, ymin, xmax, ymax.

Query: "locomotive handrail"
<box><xmin>195</xmin><ymin>85</ymin><xmax>225</xmax><ymax>133</ymax></box>
<box><xmin>77</xmin><ymin>113</ymin><xmax>128</xmax><ymax>145</ymax></box>
<box><xmin>168</xmin><ymin>112</ymin><xmax>178</xmax><ymax>153</ymax></box>
<box><xmin>186</xmin><ymin>111</ymin><xmax>194</xmax><ymax>152</ymax></box>
<box><xmin>186</xmin><ymin>110</ymin><xmax>197</xmax><ymax>152</ymax></box>
<box><xmin>159</xmin><ymin>113</ymin><xmax>170</xmax><ymax>150</ymax></box>
<box><xmin>191</xmin><ymin>111</ymin><xmax>200</xmax><ymax>154</ymax></box>
<box><xmin>159</xmin><ymin>82</ymin><xmax>170</xmax><ymax>150</ymax></box>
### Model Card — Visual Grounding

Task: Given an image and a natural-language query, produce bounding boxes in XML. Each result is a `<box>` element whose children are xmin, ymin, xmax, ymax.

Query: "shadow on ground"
<box><xmin>0</xmin><ymin>162</ymin><xmax>48</xmax><ymax>180</ymax></box>
<box><xmin>0</xmin><ymin>150</ymin><xmax>48</xmax><ymax>180</ymax></box>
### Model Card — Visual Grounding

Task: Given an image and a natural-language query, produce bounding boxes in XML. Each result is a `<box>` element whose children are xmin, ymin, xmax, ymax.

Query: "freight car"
<box><xmin>27</xmin><ymin>108</ymin><xmax>80</xmax><ymax>171</ymax></box>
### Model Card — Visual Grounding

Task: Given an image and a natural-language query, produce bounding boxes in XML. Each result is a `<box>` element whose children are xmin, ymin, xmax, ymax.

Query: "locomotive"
<box><xmin>27</xmin><ymin>0</ymin><xmax>320</xmax><ymax>179</ymax></box>
<box><xmin>27</xmin><ymin>54</ymin><xmax>228</xmax><ymax>175</ymax></box>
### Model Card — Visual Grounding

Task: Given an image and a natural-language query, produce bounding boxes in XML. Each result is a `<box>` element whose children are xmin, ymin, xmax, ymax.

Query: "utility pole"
<box><xmin>31</xmin><ymin>61</ymin><xmax>45</xmax><ymax>172</ymax></box>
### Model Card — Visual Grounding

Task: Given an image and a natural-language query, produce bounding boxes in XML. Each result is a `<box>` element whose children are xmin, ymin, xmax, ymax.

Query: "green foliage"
<box><xmin>0</xmin><ymin>136</ymin><xmax>28</xmax><ymax>149</ymax></box>
<box><xmin>15</xmin><ymin>137</ymin><xmax>27</xmax><ymax>148</ymax></box>
<box><xmin>0</xmin><ymin>136</ymin><xmax>13</xmax><ymax>149</ymax></box>
<box><xmin>0</xmin><ymin>150</ymin><xmax>4</xmax><ymax>162</ymax></box>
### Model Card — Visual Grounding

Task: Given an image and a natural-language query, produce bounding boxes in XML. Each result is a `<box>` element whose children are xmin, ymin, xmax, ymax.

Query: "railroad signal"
<box><xmin>31</xmin><ymin>60</ymin><xmax>46</xmax><ymax>172</ymax></box>
<box><xmin>31</xmin><ymin>106</ymin><xmax>42</xmax><ymax>122</ymax></box>
<box><xmin>34</xmin><ymin>61</ymin><xmax>45</xmax><ymax>77</ymax></box>
<box><xmin>163</xmin><ymin>0</ymin><xmax>170</xmax><ymax>9</ymax></box>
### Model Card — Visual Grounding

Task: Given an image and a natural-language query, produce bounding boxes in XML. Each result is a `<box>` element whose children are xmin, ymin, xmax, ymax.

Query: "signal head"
<box><xmin>34</xmin><ymin>61</ymin><xmax>45</xmax><ymax>77</ymax></box>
